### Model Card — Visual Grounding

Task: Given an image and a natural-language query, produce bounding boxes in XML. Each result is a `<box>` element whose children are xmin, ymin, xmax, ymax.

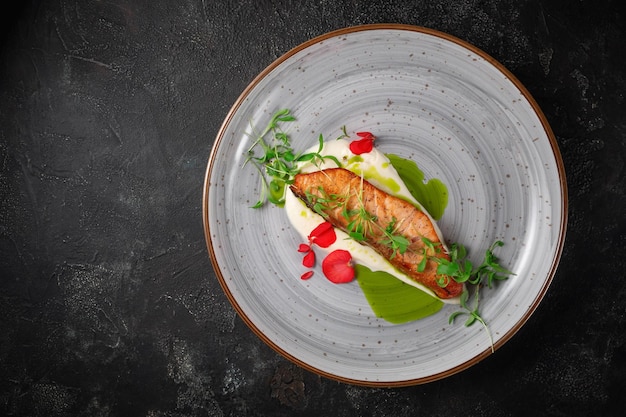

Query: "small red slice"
<box><xmin>308</xmin><ymin>221</ymin><xmax>337</xmax><ymax>248</ymax></box>
<box><xmin>297</xmin><ymin>243</ymin><xmax>311</xmax><ymax>253</ymax></box>
<box><xmin>300</xmin><ymin>271</ymin><xmax>314</xmax><ymax>280</ymax></box>
<box><xmin>356</xmin><ymin>131</ymin><xmax>375</xmax><ymax>140</ymax></box>
<box><xmin>350</xmin><ymin>132</ymin><xmax>375</xmax><ymax>155</ymax></box>
<box><xmin>349</xmin><ymin>138</ymin><xmax>374</xmax><ymax>155</ymax></box>
<box><xmin>302</xmin><ymin>250</ymin><xmax>315</xmax><ymax>268</ymax></box>
<box><xmin>322</xmin><ymin>250</ymin><xmax>355</xmax><ymax>284</ymax></box>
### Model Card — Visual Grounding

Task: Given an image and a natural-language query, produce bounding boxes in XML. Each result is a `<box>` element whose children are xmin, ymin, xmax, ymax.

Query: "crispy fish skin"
<box><xmin>290</xmin><ymin>168</ymin><xmax>463</xmax><ymax>299</ymax></box>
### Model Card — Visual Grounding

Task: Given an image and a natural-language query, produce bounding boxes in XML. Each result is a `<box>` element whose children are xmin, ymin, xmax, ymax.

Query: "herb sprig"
<box><xmin>429</xmin><ymin>239</ymin><xmax>514</xmax><ymax>352</ymax></box>
<box><xmin>244</xmin><ymin>109</ymin><xmax>344</xmax><ymax>207</ymax></box>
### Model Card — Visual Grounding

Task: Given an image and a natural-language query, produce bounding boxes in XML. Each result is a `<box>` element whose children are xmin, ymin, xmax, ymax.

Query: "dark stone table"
<box><xmin>1</xmin><ymin>1</ymin><xmax>624</xmax><ymax>416</ymax></box>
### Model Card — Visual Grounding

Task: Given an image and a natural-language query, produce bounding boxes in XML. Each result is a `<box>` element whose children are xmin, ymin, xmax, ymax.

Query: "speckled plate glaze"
<box><xmin>203</xmin><ymin>25</ymin><xmax>567</xmax><ymax>386</ymax></box>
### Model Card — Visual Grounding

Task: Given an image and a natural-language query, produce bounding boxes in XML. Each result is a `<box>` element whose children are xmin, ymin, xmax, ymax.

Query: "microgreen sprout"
<box><xmin>345</xmin><ymin>177</ymin><xmax>377</xmax><ymax>242</ymax></box>
<box><xmin>244</xmin><ymin>109</ymin><xmax>343</xmax><ymax>207</ymax></box>
<box><xmin>448</xmin><ymin>285</ymin><xmax>493</xmax><ymax>349</ymax></box>
<box><xmin>428</xmin><ymin>239</ymin><xmax>514</xmax><ymax>352</ymax></box>
<box><xmin>381</xmin><ymin>218</ymin><xmax>410</xmax><ymax>259</ymax></box>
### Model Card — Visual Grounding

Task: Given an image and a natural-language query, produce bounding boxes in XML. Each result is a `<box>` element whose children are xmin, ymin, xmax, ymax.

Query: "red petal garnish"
<box><xmin>349</xmin><ymin>137</ymin><xmax>374</xmax><ymax>155</ymax></box>
<box><xmin>300</xmin><ymin>271</ymin><xmax>314</xmax><ymax>280</ymax></box>
<box><xmin>307</xmin><ymin>221</ymin><xmax>337</xmax><ymax>248</ymax></box>
<box><xmin>302</xmin><ymin>250</ymin><xmax>315</xmax><ymax>268</ymax></box>
<box><xmin>322</xmin><ymin>250</ymin><xmax>355</xmax><ymax>284</ymax></box>
<box><xmin>297</xmin><ymin>243</ymin><xmax>311</xmax><ymax>253</ymax></box>
<box><xmin>356</xmin><ymin>131</ymin><xmax>375</xmax><ymax>140</ymax></box>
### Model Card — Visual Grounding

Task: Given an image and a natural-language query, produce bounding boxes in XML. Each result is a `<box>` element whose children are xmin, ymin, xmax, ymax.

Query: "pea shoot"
<box><xmin>430</xmin><ymin>240</ymin><xmax>514</xmax><ymax>352</ymax></box>
<box><xmin>244</xmin><ymin>109</ymin><xmax>342</xmax><ymax>207</ymax></box>
<box><xmin>381</xmin><ymin>218</ymin><xmax>410</xmax><ymax>259</ymax></box>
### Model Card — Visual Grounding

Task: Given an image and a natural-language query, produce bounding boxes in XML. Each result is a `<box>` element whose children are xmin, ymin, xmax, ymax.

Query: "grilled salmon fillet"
<box><xmin>290</xmin><ymin>168</ymin><xmax>463</xmax><ymax>299</ymax></box>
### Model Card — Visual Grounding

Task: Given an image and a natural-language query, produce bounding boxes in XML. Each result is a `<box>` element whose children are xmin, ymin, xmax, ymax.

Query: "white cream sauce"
<box><xmin>285</xmin><ymin>138</ymin><xmax>459</xmax><ymax>304</ymax></box>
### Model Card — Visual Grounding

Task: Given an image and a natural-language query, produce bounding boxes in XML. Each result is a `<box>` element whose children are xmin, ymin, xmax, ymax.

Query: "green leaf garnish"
<box><xmin>436</xmin><ymin>239</ymin><xmax>514</xmax><ymax>352</ymax></box>
<box><xmin>244</xmin><ymin>109</ymin><xmax>343</xmax><ymax>208</ymax></box>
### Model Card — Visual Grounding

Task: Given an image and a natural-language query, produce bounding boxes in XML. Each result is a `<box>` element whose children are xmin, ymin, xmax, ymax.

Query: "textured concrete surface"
<box><xmin>1</xmin><ymin>0</ymin><xmax>624</xmax><ymax>416</ymax></box>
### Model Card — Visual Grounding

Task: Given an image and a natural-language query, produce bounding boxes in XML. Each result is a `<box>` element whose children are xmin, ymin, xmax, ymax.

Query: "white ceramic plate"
<box><xmin>203</xmin><ymin>25</ymin><xmax>567</xmax><ymax>386</ymax></box>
